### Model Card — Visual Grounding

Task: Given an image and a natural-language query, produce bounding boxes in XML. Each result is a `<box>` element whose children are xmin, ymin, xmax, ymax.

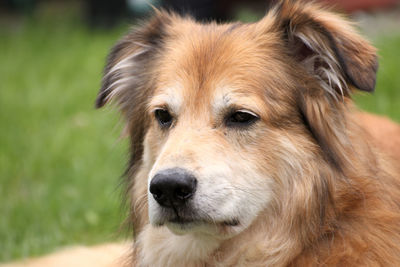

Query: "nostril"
<box><xmin>149</xmin><ymin>182</ymin><xmax>167</xmax><ymax>204</ymax></box>
<box><xmin>149</xmin><ymin>168</ymin><xmax>197</xmax><ymax>207</ymax></box>
<box><xmin>150</xmin><ymin>187</ymin><xmax>163</xmax><ymax>200</ymax></box>
<box><xmin>175</xmin><ymin>186</ymin><xmax>193</xmax><ymax>200</ymax></box>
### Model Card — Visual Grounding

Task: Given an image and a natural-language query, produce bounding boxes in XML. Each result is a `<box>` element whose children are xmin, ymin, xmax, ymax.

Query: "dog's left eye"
<box><xmin>226</xmin><ymin>110</ymin><xmax>259</xmax><ymax>127</ymax></box>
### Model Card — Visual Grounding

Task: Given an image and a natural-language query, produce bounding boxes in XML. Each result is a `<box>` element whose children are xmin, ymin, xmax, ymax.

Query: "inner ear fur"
<box><xmin>274</xmin><ymin>0</ymin><xmax>378</xmax><ymax>97</ymax></box>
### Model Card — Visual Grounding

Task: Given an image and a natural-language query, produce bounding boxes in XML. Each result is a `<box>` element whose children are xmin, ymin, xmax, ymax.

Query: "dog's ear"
<box><xmin>266</xmin><ymin>1</ymin><xmax>378</xmax><ymax>172</ymax></box>
<box><xmin>96</xmin><ymin>10</ymin><xmax>172</xmax><ymax>109</ymax></box>
<box><xmin>271</xmin><ymin>0</ymin><xmax>378</xmax><ymax>97</ymax></box>
<box><xmin>96</xmin><ymin>11</ymin><xmax>175</xmax><ymax>233</ymax></box>
<box><xmin>96</xmin><ymin>10</ymin><xmax>174</xmax><ymax>179</ymax></box>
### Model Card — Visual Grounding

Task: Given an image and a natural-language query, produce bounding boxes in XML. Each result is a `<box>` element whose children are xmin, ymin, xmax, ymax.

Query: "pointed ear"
<box><xmin>95</xmin><ymin>10</ymin><xmax>173</xmax><ymax>109</ymax></box>
<box><xmin>274</xmin><ymin>0</ymin><xmax>378</xmax><ymax>97</ymax></box>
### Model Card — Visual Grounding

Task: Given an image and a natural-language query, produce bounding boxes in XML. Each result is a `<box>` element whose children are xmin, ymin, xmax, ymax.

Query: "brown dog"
<box><xmin>94</xmin><ymin>0</ymin><xmax>400</xmax><ymax>266</ymax></box>
<box><xmin>6</xmin><ymin>1</ymin><xmax>400</xmax><ymax>266</ymax></box>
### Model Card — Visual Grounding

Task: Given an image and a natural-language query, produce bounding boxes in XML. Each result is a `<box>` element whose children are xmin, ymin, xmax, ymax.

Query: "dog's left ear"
<box><xmin>272</xmin><ymin>0</ymin><xmax>378</xmax><ymax>96</ymax></box>
<box><xmin>266</xmin><ymin>1</ymin><xmax>378</xmax><ymax>172</ymax></box>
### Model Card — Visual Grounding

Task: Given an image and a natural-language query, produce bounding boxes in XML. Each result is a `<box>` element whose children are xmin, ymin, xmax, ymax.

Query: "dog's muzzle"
<box><xmin>149</xmin><ymin>168</ymin><xmax>197</xmax><ymax>208</ymax></box>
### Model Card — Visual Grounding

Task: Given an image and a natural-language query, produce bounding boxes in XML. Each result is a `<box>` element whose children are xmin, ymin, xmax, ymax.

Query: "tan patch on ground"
<box><xmin>0</xmin><ymin>243</ymin><xmax>131</xmax><ymax>267</ymax></box>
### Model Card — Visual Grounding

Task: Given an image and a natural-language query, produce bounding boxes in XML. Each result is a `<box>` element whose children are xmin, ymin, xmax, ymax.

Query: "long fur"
<box><xmin>95</xmin><ymin>1</ymin><xmax>400</xmax><ymax>266</ymax></box>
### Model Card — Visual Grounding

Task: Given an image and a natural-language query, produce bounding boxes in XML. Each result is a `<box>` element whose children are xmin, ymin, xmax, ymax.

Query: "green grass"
<box><xmin>354</xmin><ymin>34</ymin><xmax>400</xmax><ymax>121</ymax></box>
<box><xmin>0</xmin><ymin>16</ymin><xmax>129</xmax><ymax>262</ymax></box>
<box><xmin>0</xmin><ymin>12</ymin><xmax>399</xmax><ymax>263</ymax></box>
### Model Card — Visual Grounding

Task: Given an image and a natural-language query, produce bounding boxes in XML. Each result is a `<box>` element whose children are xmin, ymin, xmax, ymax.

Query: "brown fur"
<box><xmin>4</xmin><ymin>2</ymin><xmax>400</xmax><ymax>267</ymax></box>
<box><xmin>93</xmin><ymin>1</ymin><xmax>400</xmax><ymax>266</ymax></box>
<box><xmin>356</xmin><ymin>112</ymin><xmax>400</xmax><ymax>160</ymax></box>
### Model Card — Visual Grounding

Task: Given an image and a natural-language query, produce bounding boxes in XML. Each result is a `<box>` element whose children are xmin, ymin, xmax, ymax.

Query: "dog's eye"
<box><xmin>154</xmin><ymin>109</ymin><xmax>173</xmax><ymax>128</ymax></box>
<box><xmin>226</xmin><ymin>110</ymin><xmax>259</xmax><ymax>127</ymax></box>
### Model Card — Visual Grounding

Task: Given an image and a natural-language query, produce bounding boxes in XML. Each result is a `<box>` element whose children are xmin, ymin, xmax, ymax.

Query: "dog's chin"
<box><xmin>165</xmin><ymin>220</ymin><xmax>209</xmax><ymax>235</ymax></box>
<box><xmin>159</xmin><ymin>217</ymin><xmax>243</xmax><ymax>237</ymax></box>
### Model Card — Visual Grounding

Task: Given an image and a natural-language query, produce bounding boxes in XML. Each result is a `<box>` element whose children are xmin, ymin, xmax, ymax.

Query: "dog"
<box><xmin>94</xmin><ymin>0</ymin><xmax>400</xmax><ymax>266</ymax></box>
<box><xmin>5</xmin><ymin>1</ymin><xmax>400</xmax><ymax>266</ymax></box>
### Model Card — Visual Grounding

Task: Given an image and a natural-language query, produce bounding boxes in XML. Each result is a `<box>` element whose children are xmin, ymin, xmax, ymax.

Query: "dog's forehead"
<box><xmin>153</xmin><ymin>21</ymin><xmax>288</xmax><ymax>108</ymax></box>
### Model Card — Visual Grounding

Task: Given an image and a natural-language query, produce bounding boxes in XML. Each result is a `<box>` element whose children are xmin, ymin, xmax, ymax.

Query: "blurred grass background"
<box><xmin>0</xmin><ymin>3</ymin><xmax>399</xmax><ymax>263</ymax></box>
<box><xmin>0</xmin><ymin>7</ymin><xmax>129</xmax><ymax>262</ymax></box>
<box><xmin>354</xmin><ymin>34</ymin><xmax>400</xmax><ymax>118</ymax></box>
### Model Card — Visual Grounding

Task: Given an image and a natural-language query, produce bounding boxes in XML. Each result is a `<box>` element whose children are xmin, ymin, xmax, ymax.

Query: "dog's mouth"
<box><xmin>151</xmin><ymin>202</ymin><xmax>242</xmax><ymax>235</ymax></box>
<box><xmin>169</xmin><ymin>217</ymin><xmax>195</xmax><ymax>224</ymax></box>
<box><xmin>221</xmin><ymin>218</ymin><xmax>240</xmax><ymax>226</ymax></box>
<box><xmin>167</xmin><ymin>216</ymin><xmax>240</xmax><ymax>227</ymax></box>
<box><xmin>162</xmin><ymin>216</ymin><xmax>242</xmax><ymax>236</ymax></box>
<box><xmin>163</xmin><ymin>217</ymin><xmax>241</xmax><ymax>236</ymax></box>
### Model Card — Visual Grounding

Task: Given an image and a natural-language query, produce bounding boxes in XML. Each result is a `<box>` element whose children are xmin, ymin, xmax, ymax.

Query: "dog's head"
<box><xmin>96</xmin><ymin>1</ymin><xmax>377</xmax><ymax>238</ymax></box>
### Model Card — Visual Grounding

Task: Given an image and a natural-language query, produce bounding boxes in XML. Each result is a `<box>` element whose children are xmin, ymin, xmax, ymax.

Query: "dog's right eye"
<box><xmin>154</xmin><ymin>109</ymin><xmax>173</xmax><ymax>128</ymax></box>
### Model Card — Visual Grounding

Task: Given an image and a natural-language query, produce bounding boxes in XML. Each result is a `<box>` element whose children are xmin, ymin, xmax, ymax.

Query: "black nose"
<box><xmin>149</xmin><ymin>168</ymin><xmax>197</xmax><ymax>207</ymax></box>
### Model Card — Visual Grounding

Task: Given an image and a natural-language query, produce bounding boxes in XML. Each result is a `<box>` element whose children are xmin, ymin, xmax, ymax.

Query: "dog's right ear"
<box><xmin>95</xmin><ymin>10</ymin><xmax>173</xmax><ymax>109</ymax></box>
<box><xmin>95</xmin><ymin>11</ymin><xmax>176</xmax><ymax>233</ymax></box>
<box><xmin>95</xmin><ymin>11</ymin><xmax>175</xmax><ymax>207</ymax></box>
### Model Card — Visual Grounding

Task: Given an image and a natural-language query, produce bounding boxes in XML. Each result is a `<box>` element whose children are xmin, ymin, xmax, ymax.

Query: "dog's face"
<box><xmin>144</xmin><ymin>30</ymin><xmax>292</xmax><ymax>235</ymax></box>
<box><xmin>96</xmin><ymin>2</ymin><xmax>377</xmax><ymax>239</ymax></box>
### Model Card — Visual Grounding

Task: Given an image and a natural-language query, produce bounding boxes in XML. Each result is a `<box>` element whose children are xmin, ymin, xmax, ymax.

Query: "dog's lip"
<box><xmin>222</xmin><ymin>218</ymin><xmax>240</xmax><ymax>226</ymax></box>
<box><xmin>169</xmin><ymin>217</ymin><xmax>195</xmax><ymax>224</ymax></box>
<box><xmin>167</xmin><ymin>217</ymin><xmax>240</xmax><ymax>227</ymax></box>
